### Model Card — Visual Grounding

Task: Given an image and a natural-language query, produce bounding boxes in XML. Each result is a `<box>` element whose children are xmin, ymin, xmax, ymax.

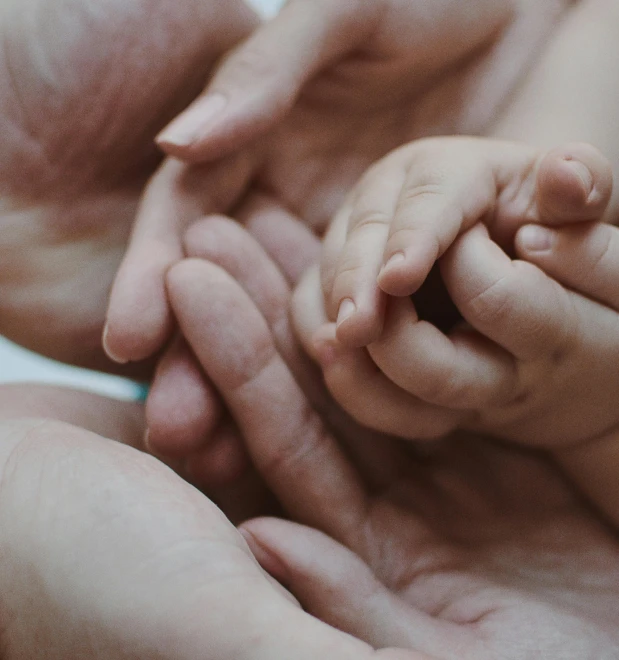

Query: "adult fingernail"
<box><xmin>564</xmin><ymin>159</ymin><xmax>593</xmax><ymax>198</ymax></box>
<box><xmin>157</xmin><ymin>93</ymin><xmax>228</xmax><ymax>148</ymax></box>
<box><xmin>518</xmin><ymin>225</ymin><xmax>553</xmax><ymax>252</ymax></box>
<box><xmin>336</xmin><ymin>298</ymin><xmax>356</xmax><ymax>327</ymax></box>
<box><xmin>102</xmin><ymin>323</ymin><xmax>129</xmax><ymax>364</ymax></box>
<box><xmin>239</xmin><ymin>528</ymin><xmax>290</xmax><ymax>584</ymax></box>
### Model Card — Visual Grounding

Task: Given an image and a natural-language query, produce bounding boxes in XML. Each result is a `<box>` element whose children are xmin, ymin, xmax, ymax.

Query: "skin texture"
<box><xmin>2</xmin><ymin>240</ymin><xmax>619</xmax><ymax>658</ymax></box>
<box><xmin>164</xmin><ymin>237</ymin><xmax>619</xmax><ymax>660</ymax></box>
<box><xmin>516</xmin><ymin>221</ymin><xmax>619</xmax><ymax>526</ymax></box>
<box><xmin>105</xmin><ymin>0</ymin><xmax>572</xmax><ymax>362</ymax></box>
<box><xmin>107</xmin><ymin>0</ymin><xmax>573</xmax><ymax>455</ymax></box>
<box><xmin>0</xmin><ymin>401</ymin><xmax>397</xmax><ymax>660</ymax></box>
<box><xmin>1</xmin><ymin>203</ymin><xmax>619</xmax><ymax>659</ymax></box>
<box><xmin>0</xmin><ymin>0</ymin><xmax>257</xmax><ymax>371</ymax></box>
<box><xmin>317</xmin><ymin>137</ymin><xmax>611</xmax><ymax>347</ymax></box>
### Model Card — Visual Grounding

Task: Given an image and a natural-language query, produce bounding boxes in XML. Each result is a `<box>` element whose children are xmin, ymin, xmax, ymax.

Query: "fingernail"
<box><xmin>518</xmin><ymin>225</ymin><xmax>553</xmax><ymax>252</ymax></box>
<box><xmin>156</xmin><ymin>93</ymin><xmax>228</xmax><ymax>148</ymax></box>
<box><xmin>239</xmin><ymin>528</ymin><xmax>290</xmax><ymax>583</ymax></box>
<box><xmin>380</xmin><ymin>251</ymin><xmax>405</xmax><ymax>277</ymax></box>
<box><xmin>564</xmin><ymin>158</ymin><xmax>594</xmax><ymax>198</ymax></box>
<box><xmin>336</xmin><ymin>298</ymin><xmax>356</xmax><ymax>327</ymax></box>
<box><xmin>102</xmin><ymin>323</ymin><xmax>129</xmax><ymax>364</ymax></box>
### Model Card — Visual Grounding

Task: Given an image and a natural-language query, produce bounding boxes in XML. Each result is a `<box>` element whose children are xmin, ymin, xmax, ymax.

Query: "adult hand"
<box><xmin>145</xmin><ymin>209</ymin><xmax>410</xmax><ymax>487</ymax></box>
<box><xmin>106</xmin><ymin>0</ymin><xmax>573</xmax><ymax>363</ymax></box>
<box><xmin>243</xmin><ymin>436</ymin><xmax>619</xmax><ymax>659</ymax></box>
<box><xmin>0</xmin><ymin>0</ymin><xmax>257</xmax><ymax>371</ymax></box>
<box><xmin>0</xmin><ymin>386</ymin><xmax>417</xmax><ymax>660</ymax></box>
<box><xmin>164</xmin><ymin>254</ymin><xmax>619</xmax><ymax>660</ymax></box>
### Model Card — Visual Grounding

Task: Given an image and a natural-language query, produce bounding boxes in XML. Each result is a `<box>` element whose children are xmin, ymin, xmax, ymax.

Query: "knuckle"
<box><xmin>349</xmin><ymin>211</ymin><xmax>391</xmax><ymax>234</ymax></box>
<box><xmin>399</xmin><ymin>182</ymin><xmax>445</xmax><ymax>206</ymax></box>
<box><xmin>258</xmin><ymin>405</ymin><xmax>330</xmax><ymax>478</ymax></box>
<box><xmin>589</xmin><ymin>224</ymin><xmax>616</xmax><ymax>276</ymax></box>
<box><xmin>225</xmin><ymin>334</ymin><xmax>280</xmax><ymax>394</ymax></box>
<box><xmin>224</xmin><ymin>44</ymin><xmax>279</xmax><ymax>83</ymax></box>
<box><xmin>463</xmin><ymin>272</ymin><xmax>517</xmax><ymax>328</ymax></box>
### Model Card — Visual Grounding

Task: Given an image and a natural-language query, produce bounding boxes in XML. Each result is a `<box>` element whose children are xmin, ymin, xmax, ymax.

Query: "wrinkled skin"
<box><xmin>0</xmin><ymin>0</ymin><xmax>257</xmax><ymax>370</ymax></box>
<box><xmin>2</xmin><ymin>386</ymin><xmax>619</xmax><ymax>658</ymax></box>
<box><xmin>106</xmin><ymin>0</ymin><xmax>574</xmax><ymax>363</ymax></box>
<box><xmin>245</xmin><ymin>436</ymin><xmax>619</xmax><ymax>659</ymax></box>
<box><xmin>163</xmin><ymin>237</ymin><xmax>619</xmax><ymax>660</ymax></box>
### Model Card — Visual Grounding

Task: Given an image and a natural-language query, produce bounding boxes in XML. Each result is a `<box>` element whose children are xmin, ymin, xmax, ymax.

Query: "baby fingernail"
<box><xmin>519</xmin><ymin>225</ymin><xmax>553</xmax><ymax>252</ymax></box>
<box><xmin>381</xmin><ymin>251</ymin><xmax>405</xmax><ymax>275</ymax></box>
<box><xmin>336</xmin><ymin>298</ymin><xmax>356</xmax><ymax>327</ymax></box>
<box><xmin>157</xmin><ymin>93</ymin><xmax>228</xmax><ymax>148</ymax></box>
<box><xmin>564</xmin><ymin>158</ymin><xmax>593</xmax><ymax>197</ymax></box>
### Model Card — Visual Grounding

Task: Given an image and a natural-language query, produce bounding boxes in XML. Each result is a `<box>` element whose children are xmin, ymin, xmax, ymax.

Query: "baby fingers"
<box><xmin>516</xmin><ymin>221</ymin><xmax>619</xmax><ymax>310</ymax></box>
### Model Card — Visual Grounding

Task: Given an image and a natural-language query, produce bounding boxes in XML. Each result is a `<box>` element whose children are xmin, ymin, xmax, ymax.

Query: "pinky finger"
<box><xmin>145</xmin><ymin>336</ymin><xmax>222</xmax><ymax>458</ymax></box>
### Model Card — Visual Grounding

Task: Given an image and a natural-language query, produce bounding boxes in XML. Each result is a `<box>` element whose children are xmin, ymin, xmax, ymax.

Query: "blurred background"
<box><xmin>0</xmin><ymin>0</ymin><xmax>285</xmax><ymax>400</ymax></box>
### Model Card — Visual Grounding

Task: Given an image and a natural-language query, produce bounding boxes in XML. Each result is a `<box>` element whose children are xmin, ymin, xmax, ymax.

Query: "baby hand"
<box><xmin>322</xmin><ymin>137</ymin><xmax>611</xmax><ymax>347</ymax></box>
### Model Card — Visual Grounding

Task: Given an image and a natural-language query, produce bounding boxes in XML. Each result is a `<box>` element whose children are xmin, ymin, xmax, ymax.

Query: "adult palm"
<box><xmin>0</xmin><ymin>0</ymin><xmax>257</xmax><ymax>370</ymax></box>
<box><xmin>244</xmin><ymin>435</ymin><xmax>619</xmax><ymax>659</ymax></box>
<box><xmin>165</xmin><ymin>248</ymin><xmax>619</xmax><ymax>660</ymax></box>
<box><xmin>106</xmin><ymin>0</ymin><xmax>573</xmax><ymax>363</ymax></box>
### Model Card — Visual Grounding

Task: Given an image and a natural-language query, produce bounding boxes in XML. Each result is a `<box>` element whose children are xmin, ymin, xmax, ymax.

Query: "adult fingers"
<box><xmin>442</xmin><ymin>224</ymin><xmax>579</xmax><ymax>363</ymax></box>
<box><xmin>166</xmin><ymin>259</ymin><xmax>369</xmax><ymax>542</ymax></box>
<box><xmin>238</xmin><ymin>192</ymin><xmax>320</xmax><ymax>286</ymax></box>
<box><xmin>182</xmin><ymin>418</ymin><xmax>252</xmax><ymax>493</ymax></box>
<box><xmin>185</xmin><ymin>216</ymin><xmax>407</xmax><ymax>487</ymax></box>
<box><xmin>145</xmin><ymin>336</ymin><xmax>222</xmax><ymax>457</ymax></box>
<box><xmin>183</xmin><ymin>216</ymin><xmax>320</xmax><ymax>399</ymax></box>
<box><xmin>241</xmin><ymin>518</ymin><xmax>457</xmax><ymax>659</ymax></box>
<box><xmin>157</xmin><ymin>0</ymin><xmax>385</xmax><ymax>161</ymax></box>
<box><xmin>104</xmin><ymin>153</ymin><xmax>255</xmax><ymax>364</ymax></box>
<box><xmin>516</xmin><ymin>221</ymin><xmax>619</xmax><ymax>310</ymax></box>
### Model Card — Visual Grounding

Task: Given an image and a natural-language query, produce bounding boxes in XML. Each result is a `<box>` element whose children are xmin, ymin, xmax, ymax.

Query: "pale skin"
<box><xmin>2</xmin><ymin>321</ymin><xmax>619</xmax><ymax>657</ymax></box>
<box><xmin>4</xmin><ymin>0</ymin><xmax>619</xmax><ymax>655</ymax></box>
<box><xmin>3</xmin><ymin>177</ymin><xmax>619</xmax><ymax>657</ymax></box>
<box><xmin>298</xmin><ymin>174</ymin><xmax>619</xmax><ymax>528</ymax></box>
<box><xmin>0</xmin><ymin>0</ymin><xmax>258</xmax><ymax>373</ymax></box>
<box><xmin>305</xmin><ymin>0</ymin><xmax>619</xmax><ymax>528</ymax></box>
<box><xmin>135</xmin><ymin>0</ymin><xmax>619</xmax><ymax>509</ymax></box>
<box><xmin>101</xmin><ymin>0</ymin><xmax>575</xmax><ymax>458</ymax></box>
<box><xmin>318</xmin><ymin>136</ymin><xmax>612</xmax><ymax>348</ymax></box>
<box><xmin>164</xmin><ymin>236</ymin><xmax>619</xmax><ymax>659</ymax></box>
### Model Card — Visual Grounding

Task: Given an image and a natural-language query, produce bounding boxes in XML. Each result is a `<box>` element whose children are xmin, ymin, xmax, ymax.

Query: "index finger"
<box><xmin>166</xmin><ymin>258</ymin><xmax>369</xmax><ymax>542</ymax></box>
<box><xmin>157</xmin><ymin>0</ymin><xmax>384</xmax><ymax>161</ymax></box>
